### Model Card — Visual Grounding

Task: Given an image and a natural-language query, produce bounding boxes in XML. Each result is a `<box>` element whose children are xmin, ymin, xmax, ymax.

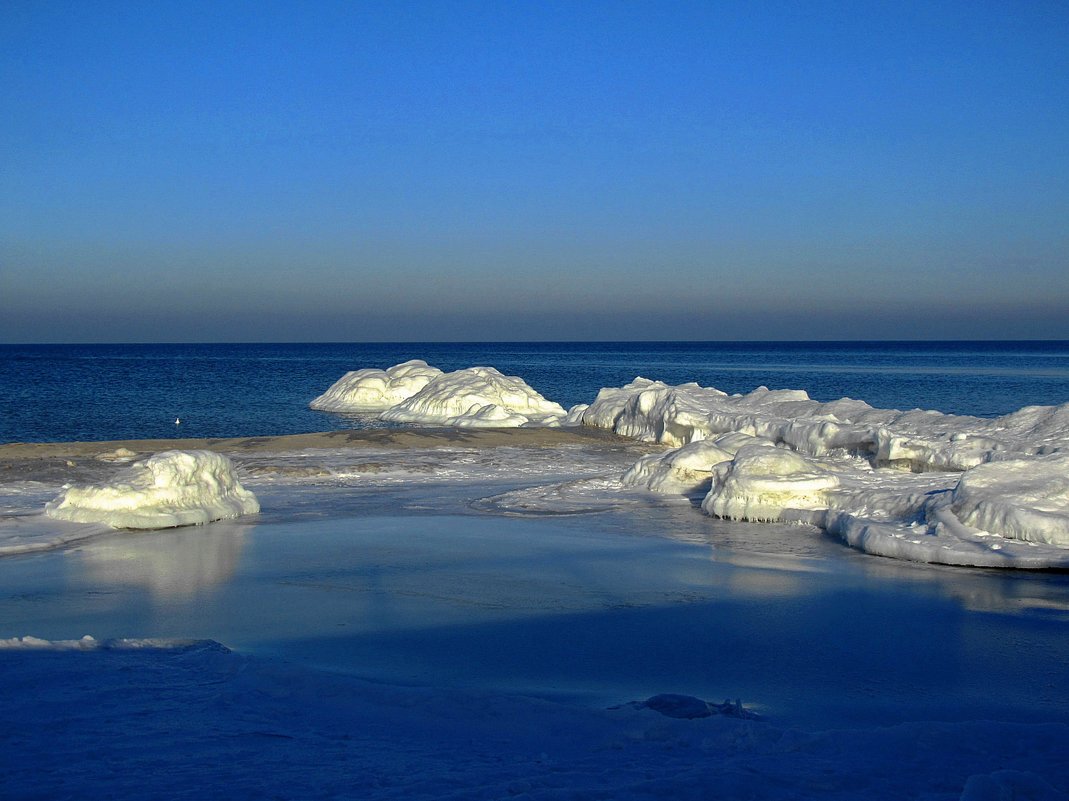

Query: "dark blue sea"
<box><xmin>2</xmin><ymin>341</ymin><xmax>1068</xmax><ymax>444</ymax></box>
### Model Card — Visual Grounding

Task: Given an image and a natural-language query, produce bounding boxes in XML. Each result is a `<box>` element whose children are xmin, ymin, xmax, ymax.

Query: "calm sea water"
<box><xmin>2</xmin><ymin>341</ymin><xmax>1068</xmax><ymax>443</ymax></box>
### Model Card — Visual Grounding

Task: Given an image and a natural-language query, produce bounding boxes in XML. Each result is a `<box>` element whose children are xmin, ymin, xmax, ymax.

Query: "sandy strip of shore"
<box><xmin>0</xmin><ymin>427</ymin><xmax>640</xmax><ymax>484</ymax></box>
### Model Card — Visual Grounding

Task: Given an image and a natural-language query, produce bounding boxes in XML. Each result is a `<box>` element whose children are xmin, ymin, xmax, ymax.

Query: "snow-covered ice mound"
<box><xmin>702</xmin><ymin>446</ymin><xmax>841</xmax><ymax>523</ymax></box>
<box><xmin>309</xmin><ymin>359</ymin><xmax>443</xmax><ymax>411</ymax></box>
<box><xmin>306</xmin><ymin>363</ymin><xmax>1069</xmax><ymax>567</ymax></box>
<box><xmin>621</xmin><ymin>433</ymin><xmax>774</xmax><ymax>495</ymax></box>
<box><xmin>45</xmin><ymin>450</ymin><xmax>259</xmax><ymax>530</ymax></box>
<box><xmin>578</xmin><ymin>377</ymin><xmax>1069</xmax><ymax>469</ymax></box>
<box><xmin>380</xmin><ymin>366</ymin><xmax>567</xmax><ymax>427</ymax></box>
<box><xmin>313</xmin><ymin>362</ymin><xmax>568</xmax><ymax>427</ymax></box>
<box><xmin>949</xmin><ymin>453</ymin><xmax>1069</xmax><ymax>547</ymax></box>
<box><xmin>581</xmin><ymin>377</ymin><xmax>1069</xmax><ymax>568</ymax></box>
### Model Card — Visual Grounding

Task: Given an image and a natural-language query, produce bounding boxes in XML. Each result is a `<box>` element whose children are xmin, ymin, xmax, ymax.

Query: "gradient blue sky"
<box><xmin>3</xmin><ymin>1</ymin><xmax>1068</xmax><ymax>342</ymax></box>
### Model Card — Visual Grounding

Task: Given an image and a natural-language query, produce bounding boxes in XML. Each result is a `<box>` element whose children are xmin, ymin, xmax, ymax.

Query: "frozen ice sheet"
<box><xmin>2</xmin><ymin>638</ymin><xmax>1066</xmax><ymax>800</ymax></box>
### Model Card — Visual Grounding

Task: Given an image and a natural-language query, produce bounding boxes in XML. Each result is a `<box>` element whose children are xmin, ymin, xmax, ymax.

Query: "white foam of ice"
<box><xmin>45</xmin><ymin>450</ymin><xmax>259</xmax><ymax>530</ymax></box>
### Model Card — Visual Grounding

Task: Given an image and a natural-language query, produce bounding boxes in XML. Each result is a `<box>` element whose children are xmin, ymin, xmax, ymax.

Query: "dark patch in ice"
<box><xmin>617</xmin><ymin>694</ymin><xmax>760</xmax><ymax>720</ymax></box>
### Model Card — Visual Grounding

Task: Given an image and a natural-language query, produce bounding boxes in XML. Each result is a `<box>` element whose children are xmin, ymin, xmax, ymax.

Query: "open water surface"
<box><xmin>2</xmin><ymin>341</ymin><xmax>1068</xmax><ymax>443</ymax></box>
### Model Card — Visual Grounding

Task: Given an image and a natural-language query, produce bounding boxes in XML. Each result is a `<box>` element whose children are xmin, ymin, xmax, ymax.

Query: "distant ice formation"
<box><xmin>380</xmin><ymin>366</ymin><xmax>567</xmax><ymax>427</ymax></box>
<box><xmin>314</xmin><ymin>362</ymin><xmax>567</xmax><ymax>427</ymax></box>
<box><xmin>45</xmin><ymin>450</ymin><xmax>259</xmax><ymax>530</ymax></box>
<box><xmin>310</xmin><ymin>359</ymin><xmax>443</xmax><ymax>411</ymax></box>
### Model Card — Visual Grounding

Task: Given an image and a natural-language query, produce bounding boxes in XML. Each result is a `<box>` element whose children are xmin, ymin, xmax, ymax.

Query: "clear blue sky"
<box><xmin>3</xmin><ymin>1</ymin><xmax>1068</xmax><ymax>342</ymax></box>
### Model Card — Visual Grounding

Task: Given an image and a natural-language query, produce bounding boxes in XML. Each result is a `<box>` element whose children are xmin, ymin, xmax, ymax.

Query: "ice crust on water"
<box><xmin>577</xmin><ymin>378</ymin><xmax>1069</xmax><ymax>568</ymax></box>
<box><xmin>309</xmin><ymin>359</ymin><xmax>443</xmax><ymax>412</ymax></box>
<box><xmin>45</xmin><ymin>450</ymin><xmax>259</xmax><ymax>530</ymax></box>
<box><xmin>5</xmin><ymin>636</ymin><xmax>1067</xmax><ymax>801</ymax></box>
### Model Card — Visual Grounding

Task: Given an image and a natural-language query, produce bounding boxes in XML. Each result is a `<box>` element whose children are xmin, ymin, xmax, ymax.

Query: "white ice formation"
<box><xmin>315</xmin><ymin>362</ymin><xmax>567</xmax><ymax>427</ymax></box>
<box><xmin>381</xmin><ymin>366</ymin><xmax>567</xmax><ymax>427</ymax></box>
<box><xmin>45</xmin><ymin>450</ymin><xmax>259</xmax><ymax>530</ymax></box>
<box><xmin>309</xmin><ymin>363</ymin><xmax>1069</xmax><ymax>568</ymax></box>
<box><xmin>310</xmin><ymin>359</ymin><xmax>444</xmax><ymax>412</ymax></box>
<box><xmin>579</xmin><ymin>378</ymin><xmax>1069</xmax><ymax>568</ymax></box>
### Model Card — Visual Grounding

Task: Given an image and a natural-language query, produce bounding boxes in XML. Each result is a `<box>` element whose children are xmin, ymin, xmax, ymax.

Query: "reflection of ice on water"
<box><xmin>77</xmin><ymin>522</ymin><xmax>248</xmax><ymax>600</ymax></box>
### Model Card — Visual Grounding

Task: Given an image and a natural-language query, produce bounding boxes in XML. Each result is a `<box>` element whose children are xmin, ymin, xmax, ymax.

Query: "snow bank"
<box><xmin>702</xmin><ymin>446</ymin><xmax>841</xmax><ymax>523</ymax></box>
<box><xmin>45</xmin><ymin>450</ymin><xmax>259</xmax><ymax>530</ymax></box>
<box><xmin>380</xmin><ymin>366</ymin><xmax>567</xmax><ymax>427</ymax></box>
<box><xmin>310</xmin><ymin>359</ymin><xmax>443</xmax><ymax>411</ymax></box>
<box><xmin>949</xmin><ymin>453</ymin><xmax>1069</xmax><ymax>547</ymax></box>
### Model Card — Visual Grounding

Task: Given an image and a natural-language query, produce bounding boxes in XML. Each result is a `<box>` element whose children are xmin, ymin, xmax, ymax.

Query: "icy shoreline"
<box><xmin>304</xmin><ymin>362</ymin><xmax>1069</xmax><ymax>568</ymax></box>
<box><xmin>3</xmin><ymin>425</ymin><xmax>1069</xmax><ymax>798</ymax></box>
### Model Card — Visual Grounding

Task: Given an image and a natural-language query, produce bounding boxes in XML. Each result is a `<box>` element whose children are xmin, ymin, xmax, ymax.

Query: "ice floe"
<box><xmin>2</xmin><ymin>636</ymin><xmax>1066</xmax><ymax>800</ymax></box>
<box><xmin>45</xmin><ymin>450</ymin><xmax>259</xmax><ymax>530</ymax></box>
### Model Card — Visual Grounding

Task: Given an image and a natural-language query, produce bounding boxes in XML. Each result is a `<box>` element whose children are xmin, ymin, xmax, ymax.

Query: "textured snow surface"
<box><xmin>379</xmin><ymin>366</ymin><xmax>567</xmax><ymax>427</ymax></box>
<box><xmin>309</xmin><ymin>359</ymin><xmax>443</xmax><ymax>411</ymax></box>
<box><xmin>1</xmin><ymin>638</ymin><xmax>1065</xmax><ymax>801</ymax></box>
<box><xmin>45</xmin><ymin>450</ymin><xmax>259</xmax><ymax>530</ymax></box>
<box><xmin>315</xmin><ymin>362</ymin><xmax>568</xmax><ymax>427</ymax></box>
<box><xmin>576</xmin><ymin>377</ymin><xmax>1069</xmax><ymax>568</ymax></box>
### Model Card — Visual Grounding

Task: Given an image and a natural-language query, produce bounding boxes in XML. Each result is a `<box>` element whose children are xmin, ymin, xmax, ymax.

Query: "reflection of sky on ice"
<box><xmin>2</xmin><ymin>441</ymin><xmax>1069</xmax><ymax>730</ymax></box>
<box><xmin>77</xmin><ymin>523</ymin><xmax>248</xmax><ymax>600</ymax></box>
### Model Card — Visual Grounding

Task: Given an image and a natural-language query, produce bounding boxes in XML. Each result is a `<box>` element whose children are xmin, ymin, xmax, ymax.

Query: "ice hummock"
<box><xmin>577</xmin><ymin>377</ymin><xmax>1069</xmax><ymax>568</ymax></box>
<box><xmin>310</xmin><ymin>362</ymin><xmax>1069</xmax><ymax>567</ymax></box>
<box><xmin>309</xmin><ymin>359</ymin><xmax>443</xmax><ymax>412</ymax></box>
<box><xmin>381</xmin><ymin>366</ymin><xmax>567</xmax><ymax>427</ymax></box>
<box><xmin>45</xmin><ymin>450</ymin><xmax>259</xmax><ymax>530</ymax></box>
<box><xmin>315</xmin><ymin>362</ymin><xmax>568</xmax><ymax>427</ymax></box>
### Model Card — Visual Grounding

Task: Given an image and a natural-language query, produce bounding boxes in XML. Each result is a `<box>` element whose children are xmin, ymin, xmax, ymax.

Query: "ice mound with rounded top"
<box><xmin>45</xmin><ymin>450</ymin><xmax>259</xmax><ymax>530</ymax></box>
<box><xmin>382</xmin><ymin>366</ymin><xmax>568</xmax><ymax>427</ymax></box>
<box><xmin>620</xmin><ymin>433</ymin><xmax>774</xmax><ymax>495</ymax></box>
<box><xmin>310</xmin><ymin>359</ymin><xmax>443</xmax><ymax>412</ymax></box>
<box><xmin>314</xmin><ymin>362</ymin><xmax>568</xmax><ymax>428</ymax></box>
<box><xmin>701</xmin><ymin>446</ymin><xmax>842</xmax><ymax>523</ymax></box>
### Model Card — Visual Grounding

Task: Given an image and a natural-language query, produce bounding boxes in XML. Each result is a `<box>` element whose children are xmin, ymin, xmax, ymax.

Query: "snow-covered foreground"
<box><xmin>1</xmin><ymin>638</ymin><xmax>1066</xmax><ymax>801</ymax></box>
<box><xmin>311</xmin><ymin>363</ymin><xmax>1069</xmax><ymax>568</ymax></box>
